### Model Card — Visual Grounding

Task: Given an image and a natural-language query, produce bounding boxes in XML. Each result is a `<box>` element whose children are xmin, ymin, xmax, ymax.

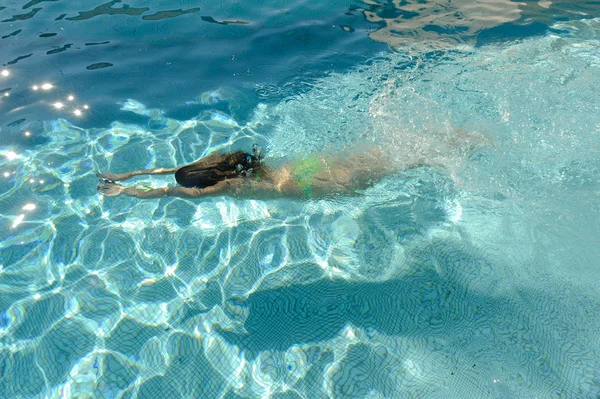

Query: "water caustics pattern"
<box><xmin>2</xmin><ymin>6</ymin><xmax>600</xmax><ymax>399</ymax></box>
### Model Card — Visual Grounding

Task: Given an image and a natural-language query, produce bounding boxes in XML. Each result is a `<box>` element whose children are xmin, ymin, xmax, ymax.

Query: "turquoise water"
<box><xmin>2</xmin><ymin>1</ymin><xmax>600</xmax><ymax>398</ymax></box>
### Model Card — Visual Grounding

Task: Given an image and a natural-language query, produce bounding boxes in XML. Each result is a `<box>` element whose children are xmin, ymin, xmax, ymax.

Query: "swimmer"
<box><xmin>97</xmin><ymin>144</ymin><xmax>400</xmax><ymax>199</ymax></box>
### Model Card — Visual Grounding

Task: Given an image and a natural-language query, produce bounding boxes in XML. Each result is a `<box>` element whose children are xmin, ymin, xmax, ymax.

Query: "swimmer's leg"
<box><xmin>97</xmin><ymin>167</ymin><xmax>179</xmax><ymax>182</ymax></box>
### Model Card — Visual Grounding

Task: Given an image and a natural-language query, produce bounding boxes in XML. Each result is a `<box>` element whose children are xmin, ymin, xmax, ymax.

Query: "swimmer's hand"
<box><xmin>97</xmin><ymin>179</ymin><xmax>124</xmax><ymax>196</ymax></box>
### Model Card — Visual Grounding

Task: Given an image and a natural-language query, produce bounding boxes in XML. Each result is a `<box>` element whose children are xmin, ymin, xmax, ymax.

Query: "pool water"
<box><xmin>1</xmin><ymin>1</ymin><xmax>600</xmax><ymax>398</ymax></box>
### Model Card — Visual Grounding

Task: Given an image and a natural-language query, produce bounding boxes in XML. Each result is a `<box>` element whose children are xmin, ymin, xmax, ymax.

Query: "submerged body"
<box><xmin>97</xmin><ymin>146</ymin><xmax>395</xmax><ymax>199</ymax></box>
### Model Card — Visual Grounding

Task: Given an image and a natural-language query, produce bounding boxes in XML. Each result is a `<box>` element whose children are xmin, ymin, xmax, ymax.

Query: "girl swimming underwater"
<box><xmin>97</xmin><ymin>145</ymin><xmax>396</xmax><ymax>199</ymax></box>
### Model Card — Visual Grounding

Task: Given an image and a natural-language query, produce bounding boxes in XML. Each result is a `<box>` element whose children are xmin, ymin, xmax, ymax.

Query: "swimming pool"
<box><xmin>1</xmin><ymin>1</ymin><xmax>600</xmax><ymax>398</ymax></box>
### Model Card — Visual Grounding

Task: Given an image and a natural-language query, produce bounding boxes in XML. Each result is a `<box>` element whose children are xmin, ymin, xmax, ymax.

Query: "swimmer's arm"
<box><xmin>121</xmin><ymin>179</ymin><xmax>235</xmax><ymax>199</ymax></box>
<box><xmin>97</xmin><ymin>167</ymin><xmax>179</xmax><ymax>182</ymax></box>
<box><xmin>106</xmin><ymin>176</ymin><xmax>281</xmax><ymax>199</ymax></box>
<box><xmin>121</xmin><ymin>178</ymin><xmax>280</xmax><ymax>199</ymax></box>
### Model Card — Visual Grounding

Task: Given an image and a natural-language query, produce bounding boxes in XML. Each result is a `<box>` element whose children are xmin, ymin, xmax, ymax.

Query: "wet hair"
<box><xmin>175</xmin><ymin>151</ymin><xmax>262</xmax><ymax>188</ymax></box>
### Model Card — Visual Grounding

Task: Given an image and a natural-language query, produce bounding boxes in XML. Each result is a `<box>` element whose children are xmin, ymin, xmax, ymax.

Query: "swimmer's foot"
<box><xmin>96</xmin><ymin>172</ymin><xmax>132</xmax><ymax>181</ymax></box>
<box><xmin>97</xmin><ymin>179</ymin><xmax>124</xmax><ymax>197</ymax></box>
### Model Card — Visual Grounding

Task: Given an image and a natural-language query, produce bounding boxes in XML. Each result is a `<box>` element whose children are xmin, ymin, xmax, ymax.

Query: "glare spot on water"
<box><xmin>1</xmin><ymin>69</ymin><xmax>9</xmax><ymax>77</ymax></box>
<box><xmin>11</xmin><ymin>214</ymin><xmax>25</xmax><ymax>228</ymax></box>
<box><xmin>53</xmin><ymin>102</ymin><xmax>65</xmax><ymax>109</ymax></box>
<box><xmin>345</xmin><ymin>327</ymin><xmax>356</xmax><ymax>340</ymax></box>
<box><xmin>73</xmin><ymin>109</ymin><xmax>82</xmax><ymax>116</ymax></box>
<box><xmin>68</xmin><ymin>95</ymin><xmax>75</xmax><ymax>101</ymax></box>
<box><xmin>165</xmin><ymin>264</ymin><xmax>177</xmax><ymax>276</ymax></box>
<box><xmin>41</xmin><ymin>83</ymin><xmax>53</xmax><ymax>90</ymax></box>
<box><xmin>22</xmin><ymin>203</ymin><xmax>36</xmax><ymax>211</ymax></box>
<box><xmin>3</xmin><ymin>151</ymin><xmax>19</xmax><ymax>161</ymax></box>
<box><xmin>3</xmin><ymin>172</ymin><xmax>9</xmax><ymax>177</ymax></box>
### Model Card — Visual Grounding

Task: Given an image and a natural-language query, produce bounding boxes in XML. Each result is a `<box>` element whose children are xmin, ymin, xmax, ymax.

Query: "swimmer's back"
<box><xmin>270</xmin><ymin>146</ymin><xmax>392</xmax><ymax>197</ymax></box>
